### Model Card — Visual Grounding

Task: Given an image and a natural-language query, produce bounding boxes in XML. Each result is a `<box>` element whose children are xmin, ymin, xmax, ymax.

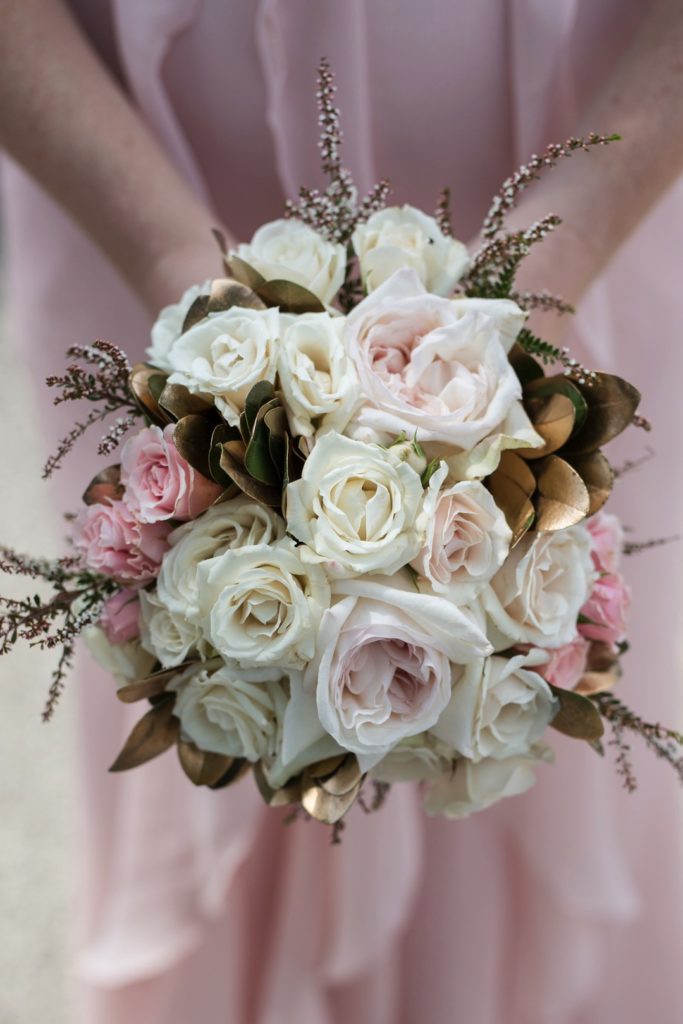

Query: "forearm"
<box><xmin>510</xmin><ymin>0</ymin><xmax>683</xmax><ymax>303</ymax></box>
<box><xmin>0</xmin><ymin>0</ymin><xmax>224</xmax><ymax>310</ymax></box>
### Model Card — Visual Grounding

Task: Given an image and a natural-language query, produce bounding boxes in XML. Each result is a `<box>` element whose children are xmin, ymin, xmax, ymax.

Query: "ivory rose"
<box><xmin>74</xmin><ymin>500</ymin><xmax>170</xmax><ymax>584</ymax></box>
<box><xmin>297</xmin><ymin>575</ymin><xmax>491</xmax><ymax>770</ymax></box>
<box><xmin>411</xmin><ymin>462</ymin><xmax>511</xmax><ymax>600</ymax></box>
<box><xmin>371</xmin><ymin>734</ymin><xmax>455</xmax><ymax>783</ymax></box>
<box><xmin>171</xmin><ymin>663</ymin><xmax>288</xmax><ymax>761</ymax></box>
<box><xmin>139</xmin><ymin>589</ymin><xmax>200</xmax><ymax>669</ymax></box>
<box><xmin>345</xmin><ymin>268</ymin><xmax>539</xmax><ymax>452</ymax></box>
<box><xmin>234</xmin><ymin>219</ymin><xmax>346</xmax><ymax>305</ymax></box>
<box><xmin>155</xmin><ymin>500</ymin><xmax>285</xmax><ymax>624</ymax></box>
<box><xmin>278</xmin><ymin>312</ymin><xmax>360</xmax><ymax>438</ymax></box>
<box><xmin>167</xmin><ymin>306</ymin><xmax>279</xmax><ymax>424</ymax></box>
<box><xmin>423</xmin><ymin>744</ymin><xmax>553</xmax><ymax>819</ymax></box>
<box><xmin>432</xmin><ymin>651</ymin><xmax>558</xmax><ymax>762</ymax></box>
<box><xmin>352</xmin><ymin>204</ymin><xmax>470</xmax><ymax>295</ymax></box>
<box><xmin>83</xmin><ymin>625</ymin><xmax>155</xmax><ymax>689</ymax></box>
<box><xmin>482</xmin><ymin>525</ymin><xmax>595</xmax><ymax>650</ymax></box>
<box><xmin>147</xmin><ymin>279</ymin><xmax>210</xmax><ymax>372</ymax></box>
<box><xmin>285</xmin><ymin>433</ymin><xmax>425</xmax><ymax>576</ymax></box>
<box><xmin>196</xmin><ymin>539</ymin><xmax>331</xmax><ymax>669</ymax></box>
<box><xmin>121</xmin><ymin>424</ymin><xmax>222</xmax><ymax>523</ymax></box>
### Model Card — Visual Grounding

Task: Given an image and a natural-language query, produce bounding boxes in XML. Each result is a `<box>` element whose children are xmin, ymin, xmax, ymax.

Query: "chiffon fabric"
<box><xmin>3</xmin><ymin>2</ymin><xmax>683</xmax><ymax>1021</ymax></box>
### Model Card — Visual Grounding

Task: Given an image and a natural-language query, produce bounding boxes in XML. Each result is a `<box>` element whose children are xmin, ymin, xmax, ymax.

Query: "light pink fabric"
<box><xmin>3</xmin><ymin>1</ymin><xmax>683</xmax><ymax>1021</ymax></box>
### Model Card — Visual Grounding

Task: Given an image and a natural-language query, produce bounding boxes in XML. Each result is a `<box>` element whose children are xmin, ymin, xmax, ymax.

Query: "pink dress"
<box><xmin>3</xmin><ymin>2</ymin><xmax>683</xmax><ymax>1021</ymax></box>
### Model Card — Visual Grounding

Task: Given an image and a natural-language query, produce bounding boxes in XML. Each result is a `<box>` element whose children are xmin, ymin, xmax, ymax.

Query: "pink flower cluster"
<box><xmin>579</xmin><ymin>512</ymin><xmax>630</xmax><ymax>650</ymax></box>
<box><xmin>74</xmin><ymin>425</ymin><xmax>222</xmax><ymax>637</ymax></box>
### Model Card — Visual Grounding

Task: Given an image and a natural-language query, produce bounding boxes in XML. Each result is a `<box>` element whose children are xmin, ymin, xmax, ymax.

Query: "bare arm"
<box><xmin>510</xmin><ymin>0</ymin><xmax>683</xmax><ymax>316</ymax></box>
<box><xmin>0</xmin><ymin>0</ymin><xmax>227</xmax><ymax>312</ymax></box>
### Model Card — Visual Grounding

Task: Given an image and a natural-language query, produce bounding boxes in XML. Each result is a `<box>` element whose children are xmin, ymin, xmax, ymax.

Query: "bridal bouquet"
<box><xmin>3</xmin><ymin>61</ymin><xmax>680</xmax><ymax>831</ymax></box>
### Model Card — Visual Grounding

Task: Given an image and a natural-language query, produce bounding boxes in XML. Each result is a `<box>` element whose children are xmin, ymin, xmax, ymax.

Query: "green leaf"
<box><xmin>244</xmin><ymin>380</ymin><xmax>276</xmax><ymax>435</ymax></box>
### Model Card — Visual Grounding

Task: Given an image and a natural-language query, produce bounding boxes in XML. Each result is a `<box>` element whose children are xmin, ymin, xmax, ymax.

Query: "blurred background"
<box><xmin>0</xmin><ymin>257</ymin><xmax>74</xmax><ymax>1022</ymax></box>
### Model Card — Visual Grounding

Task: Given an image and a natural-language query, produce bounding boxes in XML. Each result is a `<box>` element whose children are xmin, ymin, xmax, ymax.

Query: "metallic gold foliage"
<box><xmin>109</xmin><ymin>696</ymin><xmax>179</xmax><ymax>772</ymax></box>
<box><xmin>549</xmin><ymin>684</ymin><xmax>605</xmax><ymax>741</ymax></box>
<box><xmin>82</xmin><ymin>465</ymin><xmax>123</xmax><ymax>506</ymax></box>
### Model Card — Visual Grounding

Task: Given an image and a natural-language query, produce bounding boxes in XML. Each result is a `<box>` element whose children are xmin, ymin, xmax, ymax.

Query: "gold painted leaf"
<box><xmin>566</xmin><ymin>451</ymin><xmax>614</xmax><ymax>516</ymax></box>
<box><xmin>109</xmin><ymin>698</ymin><xmax>179</xmax><ymax>772</ymax></box>
<box><xmin>173</xmin><ymin>415</ymin><xmax>215</xmax><ymax>478</ymax></box>
<box><xmin>574</xmin><ymin>666</ymin><xmax>620</xmax><ymax>697</ymax></box>
<box><xmin>207</xmin><ymin>276</ymin><xmax>266</xmax><ymax>313</ymax></box>
<box><xmin>219</xmin><ymin>441</ymin><xmax>281</xmax><ymax>507</ymax></box>
<box><xmin>177</xmin><ymin>740</ymin><xmax>235</xmax><ymax>787</ymax></box>
<box><xmin>116</xmin><ymin>663</ymin><xmax>196</xmax><ymax>704</ymax></box>
<box><xmin>549</xmin><ymin>685</ymin><xmax>605</xmax><ymax>741</ymax></box>
<box><xmin>301</xmin><ymin>778</ymin><xmax>362</xmax><ymax>824</ymax></box>
<box><xmin>181</xmin><ymin>294</ymin><xmax>211</xmax><ymax>333</ymax></box>
<box><xmin>487</xmin><ymin>451</ymin><xmax>536</xmax><ymax>546</ymax></box>
<box><xmin>520</xmin><ymin>392</ymin><xmax>576</xmax><ymax>459</ymax></box>
<box><xmin>82</xmin><ymin>465</ymin><xmax>122</xmax><ymax>506</ymax></box>
<box><xmin>533</xmin><ymin>455</ymin><xmax>590</xmax><ymax>531</ymax></box>
<box><xmin>209</xmin><ymin>758</ymin><xmax>251</xmax><ymax>789</ymax></box>
<box><xmin>158</xmin><ymin>382</ymin><xmax>216</xmax><ymax>421</ymax></box>
<box><xmin>566</xmin><ymin>373</ymin><xmax>641</xmax><ymax>455</ymax></box>
<box><xmin>253</xmin><ymin>762</ymin><xmax>302</xmax><ymax>806</ymax></box>
<box><xmin>509</xmin><ymin>343</ymin><xmax>545</xmax><ymax>386</ymax></box>
<box><xmin>129</xmin><ymin>363</ymin><xmax>171</xmax><ymax>424</ymax></box>
<box><xmin>306</xmin><ymin>753</ymin><xmax>362</xmax><ymax>797</ymax></box>
<box><xmin>226</xmin><ymin>255</ymin><xmax>267</xmax><ymax>291</ymax></box>
<box><xmin>256</xmin><ymin>279</ymin><xmax>326</xmax><ymax>314</ymax></box>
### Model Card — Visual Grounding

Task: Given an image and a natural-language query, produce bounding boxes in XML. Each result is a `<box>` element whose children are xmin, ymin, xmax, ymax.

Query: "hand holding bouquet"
<box><xmin>2</xmin><ymin>61</ymin><xmax>678</xmax><ymax>834</ymax></box>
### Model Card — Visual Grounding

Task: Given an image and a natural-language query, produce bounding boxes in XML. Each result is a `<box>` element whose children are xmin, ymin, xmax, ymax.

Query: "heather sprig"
<box><xmin>44</xmin><ymin>340</ymin><xmax>141</xmax><ymax>476</ymax></box>
<box><xmin>594</xmin><ymin>692</ymin><xmax>683</xmax><ymax>790</ymax></box>
<box><xmin>0</xmin><ymin>546</ymin><xmax>117</xmax><ymax>718</ymax></box>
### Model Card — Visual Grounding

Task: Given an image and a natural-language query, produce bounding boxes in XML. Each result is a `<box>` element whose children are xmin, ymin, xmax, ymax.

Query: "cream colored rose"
<box><xmin>170</xmin><ymin>663</ymin><xmax>288</xmax><ymax>761</ymax></box>
<box><xmin>300</xmin><ymin>575</ymin><xmax>491</xmax><ymax>770</ymax></box>
<box><xmin>285</xmin><ymin>433</ymin><xmax>425</xmax><ymax>576</ymax></box>
<box><xmin>156</xmin><ymin>501</ymin><xmax>285</xmax><ymax>625</ymax></box>
<box><xmin>234</xmin><ymin>219</ymin><xmax>346</xmax><ymax>305</ymax></box>
<box><xmin>483</xmin><ymin>525</ymin><xmax>595</xmax><ymax>650</ymax></box>
<box><xmin>83</xmin><ymin>625</ymin><xmax>156</xmax><ymax>688</ymax></box>
<box><xmin>433</xmin><ymin>651</ymin><xmax>557</xmax><ymax>761</ymax></box>
<box><xmin>147</xmin><ymin>279</ymin><xmax>211</xmax><ymax>371</ymax></box>
<box><xmin>278</xmin><ymin>312</ymin><xmax>360</xmax><ymax>438</ymax></box>
<box><xmin>352</xmin><ymin>205</ymin><xmax>470</xmax><ymax>295</ymax></box>
<box><xmin>138</xmin><ymin>589</ymin><xmax>199</xmax><ymax>669</ymax></box>
<box><xmin>411</xmin><ymin>462</ymin><xmax>511</xmax><ymax>600</ymax></box>
<box><xmin>370</xmin><ymin>734</ymin><xmax>455</xmax><ymax>783</ymax></box>
<box><xmin>167</xmin><ymin>306</ymin><xmax>279</xmax><ymax>424</ymax></box>
<box><xmin>423</xmin><ymin>744</ymin><xmax>553</xmax><ymax>819</ymax></box>
<box><xmin>346</xmin><ymin>269</ymin><xmax>540</xmax><ymax>455</ymax></box>
<box><xmin>196</xmin><ymin>539</ymin><xmax>330</xmax><ymax>669</ymax></box>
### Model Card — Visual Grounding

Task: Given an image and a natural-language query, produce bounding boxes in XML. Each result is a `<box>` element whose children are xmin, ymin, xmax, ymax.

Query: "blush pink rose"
<box><xmin>539</xmin><ymin>636</ymin><xmax>590</xmax><ymax>691</ymax></box>
<box><xmin>121</xmin><ymin>424</ymin><xmax>222</xmax><ymax>524</ymax></box>
<box><xmin>100</xmin><ymin>589</ymin><xmax>141</xmax><ymax>644</ymax></box>
<box><xmin>586</xmin><ymin>511</ymin><xmax>624</xmax><ymax>575</ymax></box>
<box><xmin>75</xmin><ymin>500</ymin><xmax>170</xmax><ymax>583</ymax></box>
<box><xmin>579</xmin><ymin>572</ymin><xmax>631</xmax><ymax>648</ymax></box>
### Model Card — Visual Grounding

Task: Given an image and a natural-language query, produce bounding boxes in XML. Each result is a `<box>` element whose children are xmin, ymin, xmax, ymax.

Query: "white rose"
<box><xmin>146</xmin><ymin>279</ymin><xmax>211</xmax><ymax>371</ymax></box>
<box><xmin>167</xmin><ymin>306</ymin><xmax>279</xmax><ymax>425</ymax></box>
<box><xmin>285</xmin><ymin>433</ymin><xmax>425</xmax><ymax>576</ymax></box>
<box><xmin>411</xmin><ymin>462</ymin><xmax>511</xmax><ymax>600</ymax></box>
<box><xmin>432</xmin><ymin>651</ymin><xmax>557</xmax><ymax>761</ymax></box>
<box><xmin>278</xmin><ymin>312</ymin><xmax>360</xmax><ymax>438</ymax></box>
<box><xmin>156</xmin><ymin>501</ymin><xmax>285</xmax><ymax>624</ymax></box>
<box><xmin>352</xmin><ymin>205</ymin><xmax>470</xmax><ymax>296</ymax></box>
<box><xmin>139</xmin><ymin>589</ymin><xmax>199</xmax><ymax>669</ymax></box>
<box><xmin>170</xmin><ymin>662</ymin><xmax>288</xmax><ymax>761</ymax></box>
<box><xmin>483</xmin><ymin>525</ymin><xmax>595</xmax><ymax>650</ymax></box>
<box><xmin>83</xmin><ymin>625</ymin><xmax>155</xmax><ymax>688</ymax></box>
<box><xmin>196</xmin><ymin>539</ymin><xmax>331</xmax><ymax>669</ymax></box>
<box><xmin>299</xmin><ymin>575</ymin><xmax>492</xmax><ymax>770</ymax></box>
<box><xmin>370</xmin><ymin>733</ymin><xmax>455</xmax><ymax>783</ymax></box>
<box><xmin>346</xmin><ymin>268</ymin><xmax>541</xmax><ymax>453</ymax></box>
<box><xmin>423</xmin><ymin>744</ymin><xmax>553</xmax><ymax>819</ymax></box>
<box><xmin>234</xmin><ymin>219</ymin><xmax>346</xmax><ymax>305</ymax></box>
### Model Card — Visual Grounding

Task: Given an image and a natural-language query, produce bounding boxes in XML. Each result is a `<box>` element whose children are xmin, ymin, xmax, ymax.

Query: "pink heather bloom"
<box><xmin>100</xmin><ymin>589</ymin><xmax>141</xmax><ymax>643</ymax></box>
<box><xmin>586</xmin><ymin>510</ymin><xmax>624</xmax><ymax>575</ymax></box>
<box><xmin>580</xmin><ymin>572</ymin><xmax>631</xmax><ymax>648</ymax></box>
<box><xmin>74</xmin><ymin>500</ymin><xmax>170</xmax><ymax>584</ymax></box>
<box><xmin>120</xmin><ymin>424</ymin><xmax>222</xmax><ymax>524</ymax></box>
<box><xmin>539</xmin><ymin>636</ymin><xmax>590</xmax><ymax>691</ymax></box>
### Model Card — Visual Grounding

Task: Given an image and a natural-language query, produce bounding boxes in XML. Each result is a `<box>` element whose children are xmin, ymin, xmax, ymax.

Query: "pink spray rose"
<box><xmin>121</xmin><ymin>424</ymin><xmax>222</xmax><ymax>524</ymax></box>
<box><xmin>586</xmin><ymin>511</ymin><xmax>624</xmax><ymax>575</ymax></box>
<box><xmin>100</xmin><ymin>589</ymin><xmax>141</xmax><ymax>643</ymax></box>
<box><xmin>539</xmin><ymin>636</ymin><xmax>590</xmax><ymax>691</ymax></box>
<box><xmin>74</xmin><ymin>500</ymin><xmax>170</xmax><ymax>584</ymax></box>
<box><xmin>580</xmin><ymin>573</ymin><xmax>631</xmax><ymax>648</ymax></box>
